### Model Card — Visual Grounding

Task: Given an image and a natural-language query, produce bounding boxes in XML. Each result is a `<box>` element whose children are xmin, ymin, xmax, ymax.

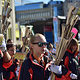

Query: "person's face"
<box><xmin>7</xmin><ymin>46</ymin><xmax>16</xmax><ymax>57</ymax></box>
<box><xmin>31</xmin><ymin>35</ymin><xmax>48</xmax><ymax>58</ymax></box>
<box><xmin>72</xmin><ymin>45</ymin><xmax>78</xmax><ymax>52</ymax></box>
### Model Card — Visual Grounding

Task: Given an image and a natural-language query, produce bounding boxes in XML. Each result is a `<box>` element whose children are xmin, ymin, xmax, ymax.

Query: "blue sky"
<box><xmin>15</xmin><ymin>0</ymin><xmax>65</xmax><ymax>6</ymax></box>
<box><xmin>22</xmin><ymin>0</ymin><xmax>65</xmax><ymax>4</ymax></box>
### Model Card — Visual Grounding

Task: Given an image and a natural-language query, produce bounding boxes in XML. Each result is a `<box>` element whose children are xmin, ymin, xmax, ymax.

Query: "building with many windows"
<box><xmin>15</xmin><ymin>0</ymin><xmax>64</xmax><ymax>44</ymax></box>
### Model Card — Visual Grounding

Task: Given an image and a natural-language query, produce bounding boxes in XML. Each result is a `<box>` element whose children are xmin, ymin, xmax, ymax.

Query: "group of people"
<box><xmin>18</xmin><ymin>33</ymin><xmax>80</xmax><ymax>80</ymax></box>
<box><xmin>0</xmin><ymin>35</ymin><xmax>19</xmax><ymax>80</ymax></box>
<box><xmin>0</xmin><ymin>33</ymin><xmax>80</xmax><ymax>80</ymax></box>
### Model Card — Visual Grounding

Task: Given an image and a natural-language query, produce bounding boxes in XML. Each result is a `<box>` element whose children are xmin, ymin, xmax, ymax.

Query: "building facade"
<box><xmin>15</xmin><ymin>1</ymin><xmax>64</xmax><ymax>44</ymax></box>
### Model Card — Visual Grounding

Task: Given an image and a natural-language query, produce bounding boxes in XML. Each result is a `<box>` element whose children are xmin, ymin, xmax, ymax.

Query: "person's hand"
<box><xmin>70</xmin><ymin>73</ymin><xmax>77</xmax><ymax>79</ymax></box>
<box><xmin>49</xmin><ymin>64</ymin><xmax>62</xmax><ymax>74</ymax></box>
<box><xmin>0</xmin><ymin>34</ymin><xmax>6</xmax><ymax>52</ymax></box>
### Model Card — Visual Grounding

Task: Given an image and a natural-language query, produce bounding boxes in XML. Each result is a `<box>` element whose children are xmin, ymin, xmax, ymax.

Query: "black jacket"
<box><xmin>18</xmin><ymin>54</ymin><xmax>51</xmax><ymax>80</ymax></box>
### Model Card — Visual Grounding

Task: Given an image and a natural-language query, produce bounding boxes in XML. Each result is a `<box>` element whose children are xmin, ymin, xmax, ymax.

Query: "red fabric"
<box><xmin>55</xmin><ymin>75</ymin><xmax>65</xmax><ymax>80</ymax></box>
<box><xmin>9</xmin><ymin>71</ymin><xmax>15</xmax><ymax>79</ymax></box>
<box><xmin>66</xmin><ymin>49</ymin><xmax>73</xmax><ymax>54</ymax></box>
<box><xmin>55</xmin><ymin>75</ymin><xmax>71</xmax><ymax>80</ymax></box>
<box><xmin>64</xmin><ymin>56</ymin><xmax>69</xmax><ymax>70</ymax></box>
<box><xmin>2</xmin><ymin>59</ymin><xmax>12</xmax><ymax>69</ymax></box>
<box><xmin>65</xmin><ymin>70</ymin><xmax>71</xmax><ymax>78</ymax></box>
<box><xmin>29</xmin><ymin>68</ymin><xmax>33</xmax><ymax>80</ymax></box>
<box><xmin>55</xmin><ymin>71</ymin><xmax>71</xmax><ymax>80</ymax></box>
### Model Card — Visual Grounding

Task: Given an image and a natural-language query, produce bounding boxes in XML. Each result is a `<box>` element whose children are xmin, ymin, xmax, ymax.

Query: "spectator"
<box><xmin>6</xmin><ymin>39</ymin><xmax>16</xmax><ymax>57</ymax></box>
<box><xmin>0</xmin><ymin>34</ymin><xmax>11</xmax><ymax>80</ymax></box>
<box><xmin>2</xmin><ymin>39</ymin><xmax>19</xmax><ymax>80</ymax></box>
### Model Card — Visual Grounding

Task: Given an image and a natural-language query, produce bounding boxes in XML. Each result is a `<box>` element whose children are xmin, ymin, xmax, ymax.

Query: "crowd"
<box><xmin>0</xmin><ymin>33</ymin><xmax>80</xmax><ymax>80</ymax></box>
<box><xmin>0</xmin><ymin>35</ymin><xmax>19</xmax><ymax>80</ymax></box>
